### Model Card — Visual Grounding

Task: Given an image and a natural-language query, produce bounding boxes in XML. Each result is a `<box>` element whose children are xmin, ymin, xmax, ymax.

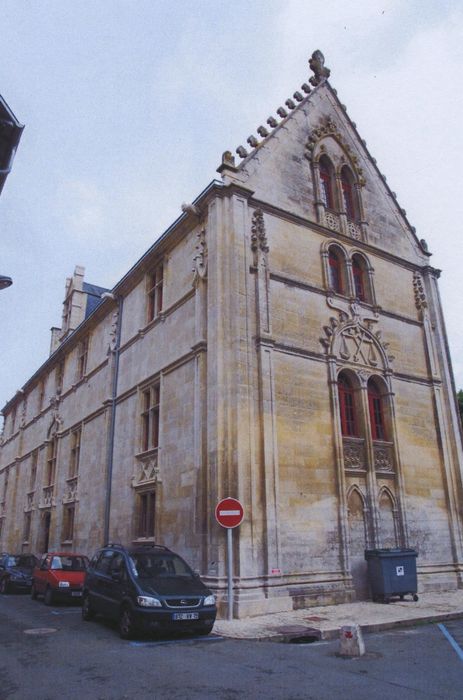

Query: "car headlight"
<box><xmin>58</xmin><ymin>581</ymin><xmax>70</xmax><ymax>588</ymax></box>
<box><xmin>137</xmin><ymin>595</ymin><xmax>162</xmax><ymax>607</ymax></box>
<box><xmin>203</xmin><ymin>594</ymin><xmax>215</xmax><ymax>606</ymax></box>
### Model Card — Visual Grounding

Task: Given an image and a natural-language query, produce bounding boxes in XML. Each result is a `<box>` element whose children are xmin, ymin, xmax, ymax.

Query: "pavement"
<box><xmin>213</xmin><ymin>589</ymin><xmax>463</xmax><ymax>641</ymax></box>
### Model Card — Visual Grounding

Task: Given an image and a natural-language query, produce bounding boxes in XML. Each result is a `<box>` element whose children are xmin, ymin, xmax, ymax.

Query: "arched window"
<box><xmin>352</xmin><ymin>254</ymin><xmax>367</xmax><ymax>302</ymax></box>
<box><xmin>328</xmin><ymin>247</ymin><xmax>344</xmax><ymax>294</ymax></box>
<box><xmin>319</xmin><ymin>156</ymin><xmax>335</xmax><ymax>210</ymax></box>
<box><xmin>368</xmin><ymin>378</ymin><xmax>386</xmax><ymax>441</ymax></box>
<box><xmin>338</xmin><ymin>374</ymin><xmax>358</xmax><ymax>437</ymax></box>
<box><xmin>341</xmin><ymin>166</ymin><xmax>357</xmax><ymax>221</ymax></box>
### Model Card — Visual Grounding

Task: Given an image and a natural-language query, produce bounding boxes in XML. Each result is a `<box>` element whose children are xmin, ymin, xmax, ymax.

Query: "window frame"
<box><xmin>319</xmin><ymin>156</ymin><xmax>335</xmax><ymax>210</ymax></box>
<box><xmin>147</xmin><ymin>263</ymin><xmax>164</xmax><ymax>323</ymax></box>
<box><xmin>77</xmin><ymin>336</ymin><xmax>89</xmax><ymax>380</ymax></box>
<box><xmin>69</xmin><ymin>428</ymin><xmax>81</xmax><ymax>478</ymax></box>
<box><xmin>328</xmin><ymin>247</ymin><xmax>344</xmax><ymax>295</ymax></box>
<box><xmin>368</xmin><ymin>381</ymin><xmax>387</xmax><ymax>441</ymax></box>
<box><xmin>45</xmin><ymin>437</ymin><xmax>58</xmax><ymax>487</ymax></box>
<box><xmin>62</xmin><ymin>503</ymin><xmax>75</xmax><ymax>542</ymax></box>
<box><xmin>338</xmin><ymin>375</ymin><xmax>358</xmax><ymax>437</ymax></box>
<box><xmin>137</xmin><ymin>490</ymin><xmax>156</xmax><ymax>540</ymax></box>
<box><xmin>141</xmin><ymin>383</ymin><xmax>160</xmax><ymax>453</ymax></box>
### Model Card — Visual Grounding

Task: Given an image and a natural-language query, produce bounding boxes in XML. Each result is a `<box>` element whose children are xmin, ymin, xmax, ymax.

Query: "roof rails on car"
<box><xmin>104</xmin><ymin>542</ymin><xmax>125</xmax><ymax>550</ymax></box>
<box><xmin>134</xmin><ymin>543</ymin><xmax>172</xmax><ymax>551</ymax></box>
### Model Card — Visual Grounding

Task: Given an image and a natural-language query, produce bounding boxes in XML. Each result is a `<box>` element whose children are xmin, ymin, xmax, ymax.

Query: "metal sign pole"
<box><xmin>227</xmin><ymin>526</ymin><xmax>233</xmax><ymax>620</ymax></box>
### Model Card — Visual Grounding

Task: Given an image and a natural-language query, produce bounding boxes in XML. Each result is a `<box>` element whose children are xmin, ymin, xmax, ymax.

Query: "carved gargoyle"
<box><xmin>309</xmin><ymin>50</ymin><xmax>331</xmax><ymax>86</ymax></box>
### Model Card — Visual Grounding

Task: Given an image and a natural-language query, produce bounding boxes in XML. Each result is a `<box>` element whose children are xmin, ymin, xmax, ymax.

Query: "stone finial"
<box><xmin>247</xmin><ymin>135</ymin><xmax>259</xmax><ymax>148</ymax></box>
<box><xmin>221</xmin><ymin>151</ymin><xmax>235</xmax><ymax>168</ymax></box>
<box><xmin>309</xmin><ymin>50</ymin><xmax>331</xmax><ymax>86</ymax></box>
<box><xmin>267</xmin><ymin>116</ymin><xmax>278</xmax><ymax>128</ymax></box>
<box><xmin>236</xmin><ymin>146</ymin><xmax>248</xmax><ymax>158</ymax></box>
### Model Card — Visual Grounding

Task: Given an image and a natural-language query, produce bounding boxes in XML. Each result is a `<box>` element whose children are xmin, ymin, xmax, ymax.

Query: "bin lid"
<box><xmin>364</xmin><ymin>548</ymin><xmax>418</xmax><ymax>559</ymax></box>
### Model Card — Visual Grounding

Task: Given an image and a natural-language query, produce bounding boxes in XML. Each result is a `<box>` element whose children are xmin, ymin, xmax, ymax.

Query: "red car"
<box><xmin>31</xmin><ymin>552</ymin><xmax>89</xmax><ymax>605</ymax></box>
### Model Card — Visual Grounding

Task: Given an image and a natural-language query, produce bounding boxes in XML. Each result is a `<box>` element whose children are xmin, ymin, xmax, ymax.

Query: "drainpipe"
<box><xmin>103</xmin><ymin>293</ymin><xmax>123</xmax><ymax>545</ymax></box>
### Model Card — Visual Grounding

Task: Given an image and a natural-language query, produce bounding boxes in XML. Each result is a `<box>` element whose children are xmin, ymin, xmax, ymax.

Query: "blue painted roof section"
<box><xmin>83</xmin><ymin>282</ymin><xmax>109</xmax><ymax>318</ymax></box>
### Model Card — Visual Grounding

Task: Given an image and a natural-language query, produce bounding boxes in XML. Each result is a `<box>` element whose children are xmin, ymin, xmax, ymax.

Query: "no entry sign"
<box><xmin>215</xmin><ymin>497</ymin><xmax>244</xmax><ymax>529</ymax></box>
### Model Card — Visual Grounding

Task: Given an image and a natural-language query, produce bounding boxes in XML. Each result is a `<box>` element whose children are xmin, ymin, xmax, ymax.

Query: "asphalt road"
<box><xmin>1</xmin><ymin>592</ymin><xmax>463</xmax><ymax>699</ymax></box>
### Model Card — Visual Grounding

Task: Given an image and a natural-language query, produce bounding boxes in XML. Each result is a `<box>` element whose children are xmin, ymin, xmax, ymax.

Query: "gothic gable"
<box><xmin>217</xmin><ymin>50</ymin><xmax>429</xmax><ymax>266</ymax></box>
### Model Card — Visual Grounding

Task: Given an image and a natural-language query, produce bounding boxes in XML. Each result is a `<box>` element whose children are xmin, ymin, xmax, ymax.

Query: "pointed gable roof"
<box><xmin>217</xmin><ymin>51</ymin><xmax>429</xmax><ymax>264</ymax></box>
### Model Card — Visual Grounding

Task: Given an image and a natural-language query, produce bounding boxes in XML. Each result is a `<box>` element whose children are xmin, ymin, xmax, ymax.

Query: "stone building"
<box><xmin>1</xmin><ymin>52</ymin><xmax>463</xmax><ymax>617</ymax></box>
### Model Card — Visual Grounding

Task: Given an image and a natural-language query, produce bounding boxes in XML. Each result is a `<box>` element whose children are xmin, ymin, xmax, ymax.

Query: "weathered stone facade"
<box><xmin>2</xmin><ymin>52</ymin><xmax>463</xmax><ymax>617</ymax></box>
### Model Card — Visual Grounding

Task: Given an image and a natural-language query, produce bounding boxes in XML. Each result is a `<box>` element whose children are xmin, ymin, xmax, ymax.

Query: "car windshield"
<box><xmin>50</xmin><ymin>555</ymin><xmax>88</xmax><ymax>571</ymax></box>
<box><xmin>6</xmin><ymin>555</ymin><xmax>36</xmax><ymax>568</ymax></box>
<box><xmin>129</xmin><ymin>553</ymin><xmax>193</xmax><ymax>579</ymax></box>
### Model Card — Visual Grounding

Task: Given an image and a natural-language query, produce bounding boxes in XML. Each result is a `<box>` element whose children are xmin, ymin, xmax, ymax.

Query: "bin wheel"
<box><xmin>413</xmin><ymin>594</ymin><xmax>419</xmax><ymax>602</ymax></box>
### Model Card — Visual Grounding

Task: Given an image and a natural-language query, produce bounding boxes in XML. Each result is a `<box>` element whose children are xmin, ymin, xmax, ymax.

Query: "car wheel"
<box><xmin>119</xmin><ymin>606</ymin><xmax>137</xmax><ymax>640</ymax></box>
<box><xmin>30</xmin><ymin>583</ymin><xmax>38</xmax><ymax>600</ymax></box>
<box><xmin>82</xmin><ymin>594</ymin><xmax>95</xmax><ymax>621</ymax></box>
<box><xmin>0</xmin><ymin>577</ymin><xmax>9</xmax><ymax>594</ymax></box>
<box><xmin>44</xmin><ymin>587</ymin><xmax>54</xmax><ymax>606</ymax></box>
<box><xmin>195</xmin><ymin>624</ymin><xmax>214</xmax><ymax>636</ymax></box>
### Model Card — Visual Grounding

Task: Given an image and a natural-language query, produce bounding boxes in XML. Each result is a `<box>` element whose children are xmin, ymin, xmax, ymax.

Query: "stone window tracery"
<box><xmin>147</xmin><ymin>262</ymin><xmax>164</xmax><ymax>323</ymax></box>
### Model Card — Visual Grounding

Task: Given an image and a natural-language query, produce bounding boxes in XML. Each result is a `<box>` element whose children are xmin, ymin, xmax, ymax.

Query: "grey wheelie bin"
<box><xmin>364</xmin><ymin>548</ymin><xmax>418</xmax><ymax>603</ymax></box>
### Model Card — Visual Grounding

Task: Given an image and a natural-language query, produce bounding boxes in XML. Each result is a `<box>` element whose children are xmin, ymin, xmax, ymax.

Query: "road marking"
<box><xmin>438</xmin><ymin>623</ymin><xmax>463</xmax><ymax>661</ymax></box>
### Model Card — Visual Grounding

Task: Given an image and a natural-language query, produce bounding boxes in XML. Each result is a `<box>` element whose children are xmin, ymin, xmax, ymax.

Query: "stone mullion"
<box><xmin>328</xmin><ymin>361</ymin><xmax>350</xmax><ymax>576</ymax></box>
<box><xmin>358</xmin><ymin>384</ymin><xmax>379</xmax><ymax>548</ymax></box>
<box><xmin>336</xmin><ymin>173</ymin><xmax>348</xmax><ymax>236</ymax></box>
<box><xmin>312</xmin><ymin>161</ymin><xmax>326</xmax><ymax>226</ymax></box>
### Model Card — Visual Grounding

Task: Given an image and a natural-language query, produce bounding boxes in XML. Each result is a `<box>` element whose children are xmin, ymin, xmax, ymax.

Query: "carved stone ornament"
<box><xmin>305</xmin><ymin>118</ymin><xmax>366</xmax><ymax>187</ymax></box>
<box><xmin>374</xmin><ymin>444</ymin><xmax>394</xmax><ymax>472</ymax></box>
<box><xmin>309</xmin><ymin>50</ymin><xmax>331</xmax><ymax>86</ymax></box>
<box><xmin>320</xmin><ymin>299</ymin><xmax>394</xmax><ymax>368</ymax></box>
<box><xmin>47</xmin><ymin>395</ymin><xmax>63</xmax><ymax>438</ymax></box>
<box><xmin>251</xmin><ymin>208</ymin><xmax>269</xmax><ymax>257</ymax></box>
<box><xmin>413</xmin><ymin>271</ymin><xmax>427</xmax><ymax>311</ymax></box>
<box><xmin>193</xmin><ymin>227</ymin><xmax>208</xmax><ymax>285</ymax></box>
<box><xmin>343</xmin><ymin>438</ymin><xmax>366</xmax><ymax>471</ymax></box>
<box><xmin>108</xmin><ymin>309</ymin><xmax>119</xmax><ymax>353</ymax></box>
<box><xmin>133</xmin><ymin>452</ymin><xmax>161</xmax><ymax>487</ymax></box>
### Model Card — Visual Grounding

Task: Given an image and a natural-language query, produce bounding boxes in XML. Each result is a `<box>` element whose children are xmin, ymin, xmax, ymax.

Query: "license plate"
<box><xmin>71</xmin><ymin>591</ymin><xmax>82</xmax><ymax>597</ymax></box>
<box><xmin>172</xmin><ymin>612</ymin><xmax>199</xmax><ymax>620</ymax></box>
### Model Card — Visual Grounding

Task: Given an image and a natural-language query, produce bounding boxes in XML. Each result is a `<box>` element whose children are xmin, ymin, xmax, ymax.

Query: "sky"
<box><xmin>1</xmin><ymin>0</ymin><xmax>463</xmax><ymax>410</ymax></box>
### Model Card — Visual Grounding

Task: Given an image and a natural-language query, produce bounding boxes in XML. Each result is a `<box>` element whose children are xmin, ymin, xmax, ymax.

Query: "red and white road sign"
<box><xmin>215</xmin><ymin>497</ymin><xmax>244</xmax><ymax>529</ymax></box>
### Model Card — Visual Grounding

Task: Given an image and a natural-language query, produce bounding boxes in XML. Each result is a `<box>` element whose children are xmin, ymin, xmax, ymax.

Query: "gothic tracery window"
<box><xmin>328</xmin><ymin>247</ymin><xmax>345</xmax><ymax>294</ymax></box>
<box><xmin>341</xmin><ymin>166</ymin><xmax>358</xmax><ymax>221</ymax></box>
<box><xmin>319</xmin><ymin>156</ymin><xmax>335</xmax><ymax>210</ymax></box>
